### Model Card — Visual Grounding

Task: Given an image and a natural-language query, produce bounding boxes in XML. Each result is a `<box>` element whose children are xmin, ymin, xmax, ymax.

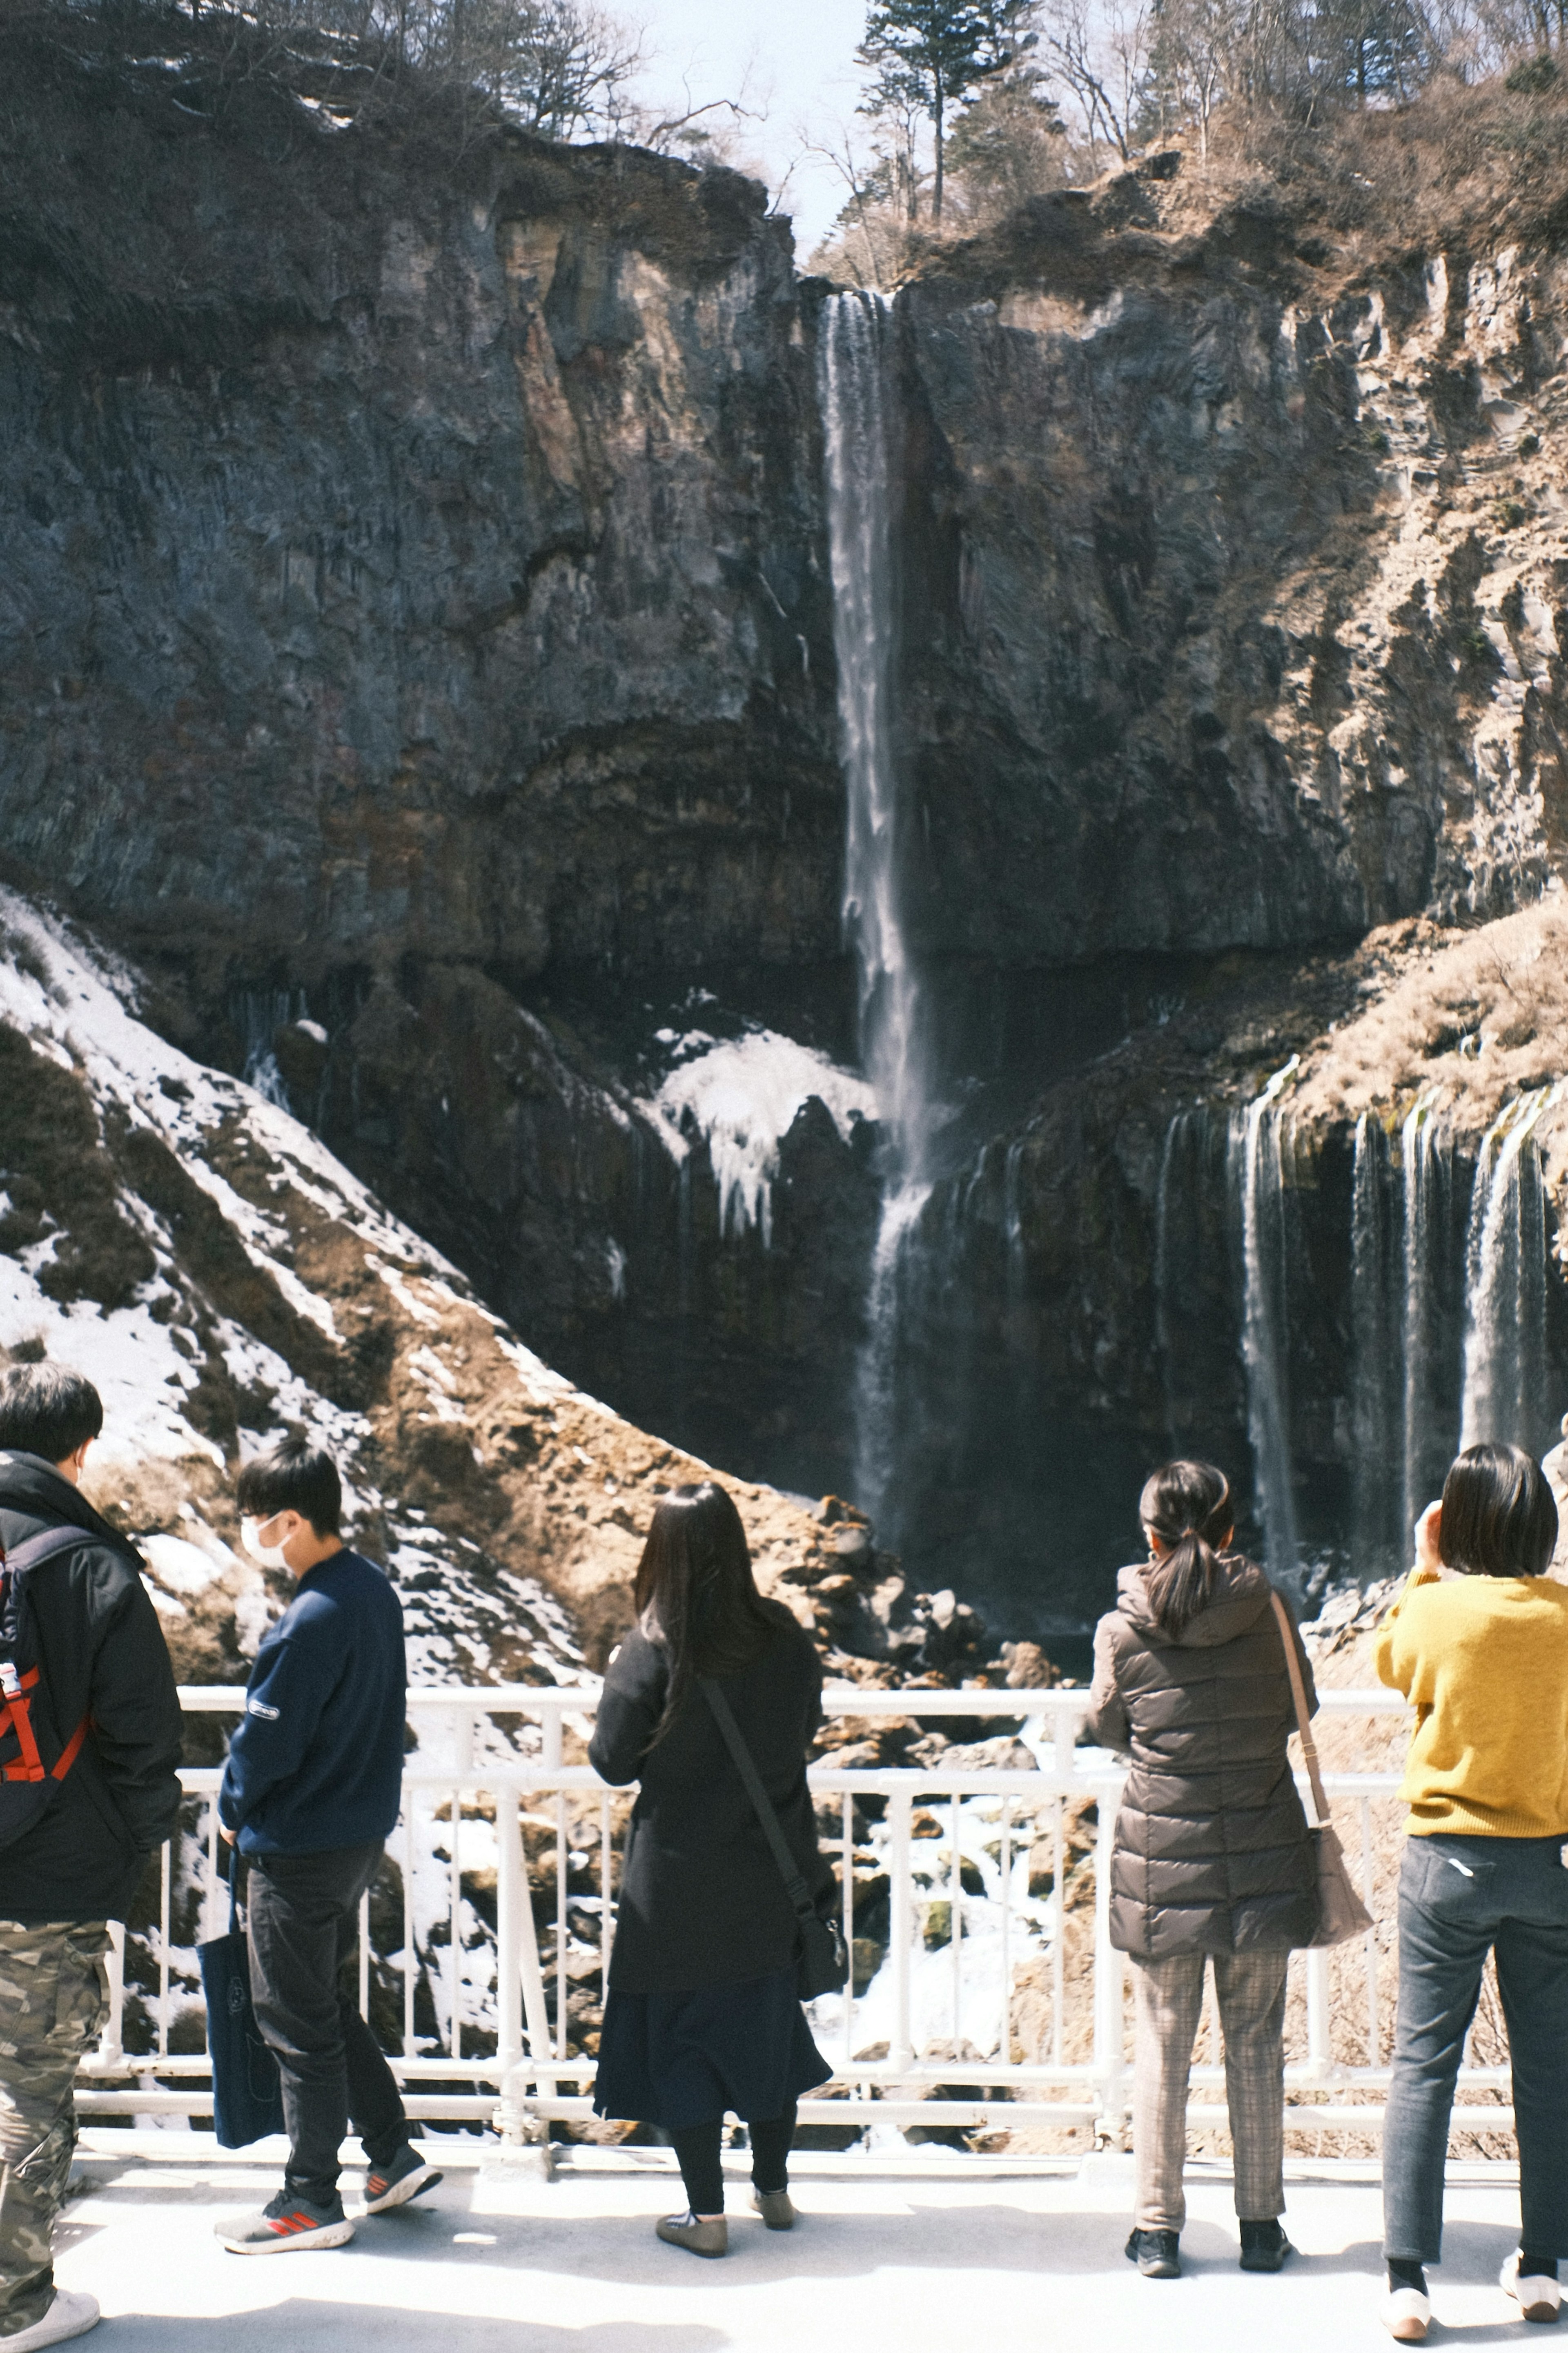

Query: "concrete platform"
<box><xmin>56</xmin><ymin>2138</ymin><xmax>1541</xmax><ymax>2351</ymax></box>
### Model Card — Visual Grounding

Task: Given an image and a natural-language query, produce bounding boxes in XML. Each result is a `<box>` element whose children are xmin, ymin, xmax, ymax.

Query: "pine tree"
<box><xmin>857</xmin><ymin>0</ymin><xmax>1031</xmax><ymax>221</ymax></box>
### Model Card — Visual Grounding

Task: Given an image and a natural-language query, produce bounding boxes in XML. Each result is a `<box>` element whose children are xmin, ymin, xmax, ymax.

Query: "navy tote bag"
<box><xmin>198</xmin><ymin>1866</ymin><xmax>285</xmax><ymax>2148</ymax></box>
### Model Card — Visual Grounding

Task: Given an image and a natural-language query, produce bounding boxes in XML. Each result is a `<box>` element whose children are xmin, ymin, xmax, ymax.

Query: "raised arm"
<box><xmin>1082</xmin><ymin>1615</ymin><xmax>1130</xmax><ymax>1751</ymax></box>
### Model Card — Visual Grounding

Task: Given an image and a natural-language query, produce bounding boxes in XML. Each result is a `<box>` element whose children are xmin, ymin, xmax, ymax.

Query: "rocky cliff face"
<box><xmin>889</xmin><ymin>174</ymin><xmax>1568</xmax><ymax>975</ymax></box>
<box><xmin>2</xmin><ymin>83</ymin><xmax>837</xmax><ymax>987</ymax></box>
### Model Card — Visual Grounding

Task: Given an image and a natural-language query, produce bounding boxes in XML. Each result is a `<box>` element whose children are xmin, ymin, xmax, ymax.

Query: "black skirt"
<box><xmin>592</xmin><ymin>1965</ymin><xmax>833</xmax><ymax>2130</ymax></box>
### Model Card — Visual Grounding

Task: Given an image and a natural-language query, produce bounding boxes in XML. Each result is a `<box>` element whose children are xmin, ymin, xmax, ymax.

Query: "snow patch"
<box><xmin>648</xmin><ymin>1031</ymin><xmax>875</xmax><ymax>1245</ymax></box>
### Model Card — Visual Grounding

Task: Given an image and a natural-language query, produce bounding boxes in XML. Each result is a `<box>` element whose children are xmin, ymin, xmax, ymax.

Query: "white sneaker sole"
<box><xmin>0</xmin><ymin>2292</ymin><xmax>100</xmax><ymax>2350</ymax></box>
<box><xmin>1383</xmin><ymin>2288</ymin><xmax>1430</xmax><ymax>2342</ymax></box>
<box><xmin>221</xmin><ymin>2219</ymin><xmax>356</xmax><ymax>2255</ymax></box>
<box><xmin>1502</xmin><ymin>2254</ymin><xmax>1562</xmax><ymax>2324</ymax></box>
<box><xmin>363</xmin><ymin>2163</ymin><xmax>442</xmax><ymax>2215</ymax></box>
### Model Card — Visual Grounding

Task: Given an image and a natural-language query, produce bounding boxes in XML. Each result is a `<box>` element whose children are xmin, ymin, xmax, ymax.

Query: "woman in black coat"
<box><xmin>589</xmin><ymin>1482</ymin><xmax>833</xmax><ymax>2257</ymax></box>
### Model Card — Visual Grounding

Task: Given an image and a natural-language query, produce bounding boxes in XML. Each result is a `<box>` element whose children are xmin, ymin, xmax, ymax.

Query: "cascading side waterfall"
<box><xmin>1229</xmin><ymin>1060</ymin><xmax>1300</xmax><ymax>1583</ymax></box>
<box><xmin>1350</xmin><ymin>1112</ymin><xmax>1401</xmax><ymax>1571</ymax></box>
<box><xmin>1459</xmin><ymin>1087</ymin><xmax>1561</xmax><ymax>1455</ymax></box>
<box><xmin>821</xmin><ymin>289</ymin><xmax>938</xmax><ymax>1541</ymax></box>
<box><xmin>1155</xmin><ymin>1106</ymin><xmax>1215</xmax><ymax>1450</ymax></box>
<box><xmin>1399</xmin><ymin>1090</ymin><xmax>1454</xmax><ymax>1545</ymax></box>
<box><xmin>1003</xmin><ymin>1137</ymin><xmax>1027</xmax><ymax>1329</ymax></box>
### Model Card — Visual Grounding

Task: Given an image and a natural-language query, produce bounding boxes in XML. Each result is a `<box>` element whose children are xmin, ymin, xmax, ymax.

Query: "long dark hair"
<box><xmin>1138</xmin><ymin>1459</ymin><xmax>1235</xmax><ymax>1638</ymax></box>
<box><xmin>1439</xmin><ymin>1442</ymin><xmax>1558</xmax><ymax>1579</ymax></box>
<box><xmin>634</xmin><ymin>1482</ymin><xmax>775</xmax><ymax>1749</ymax></box>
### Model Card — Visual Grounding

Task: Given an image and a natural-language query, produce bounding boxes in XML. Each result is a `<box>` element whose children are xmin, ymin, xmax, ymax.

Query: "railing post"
<box><xmin>493</xmin><ymin>1787</ymin><xmax>528</xmax><ymax>2148</ymax></box>
<box><xmin>98</xmin><ymin>1921</ymin><xmax>125</xmax><ymax>2070</ymax></box>
<box><xmin>1092</xmin><ymin>1788</ymin><xmax>1124</xmax><ymax>2148</ymax></box>
<box><xmin>1305</xmin><ymin>1947</ymin><xmax>1332</xmax><ymax>2084</ymax></box>
<box><xmin>888</xmin><ymin>1787</ymin><xmax>914</xmax><ymax>2072</ymax></box>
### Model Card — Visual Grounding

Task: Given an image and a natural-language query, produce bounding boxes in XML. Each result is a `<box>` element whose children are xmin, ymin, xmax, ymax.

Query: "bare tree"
<box><xmin>416</xmin><ymin>0</ymin><xmax>644</xmax><ymax>135</ymax></box>
<box><xmin>1036</xmin><ymin>0</ymin><xmax>1153</xmax><ymax>165</ymax></box>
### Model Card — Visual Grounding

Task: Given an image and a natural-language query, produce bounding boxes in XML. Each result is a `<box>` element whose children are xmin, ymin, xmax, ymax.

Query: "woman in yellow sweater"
<box><xmin>1375</xmin><ymin>1441</ymin><xmax>1568</xmax><ymax>2345</ymax></box>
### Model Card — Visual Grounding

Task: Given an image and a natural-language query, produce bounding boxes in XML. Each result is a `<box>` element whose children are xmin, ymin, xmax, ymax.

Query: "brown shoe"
<box><xmin>752</xmin><ymin>2188</ymin><xmax>796</xmax><ymax>2230</ymax></box>
<box><xmin>656</xmin><ymin>2211</ymin><xmax>728</xmax><ymax>2258</ymax></box>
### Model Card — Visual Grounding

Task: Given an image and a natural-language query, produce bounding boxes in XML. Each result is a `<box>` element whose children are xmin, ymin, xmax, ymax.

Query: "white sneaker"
<box><xmin>1502</xmin><ymin>2249</ymin><xmax>1563</xmax><ymax>2324</ymax></box>
<box><xmin>1383</xmin><ymin>2285</ymin><xmax>1431</xmax><ymax>2342</ymax></box>
<box><xmin>0</xmin><ymin>2290</ymin><xmax>101</xmax><ymax>2349</ymax></box>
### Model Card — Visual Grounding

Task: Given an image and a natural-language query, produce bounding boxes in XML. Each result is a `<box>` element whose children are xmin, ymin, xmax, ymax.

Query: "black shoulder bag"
<box><xmin>700</xmin><ymin>1678</ymin><xmax>848</xmax><ymax>2000</ymax></box>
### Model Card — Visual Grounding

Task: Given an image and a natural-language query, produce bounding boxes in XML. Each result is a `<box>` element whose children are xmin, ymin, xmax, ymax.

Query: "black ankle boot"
<box><xmin>1239</xmin><ymin>2219</ymin><xmax>1294</xmax><ymax>2272</ymax></box>
<box><xmin>1126</xmin><ymin>2227</ymin><xmax>1181</xmax><ymax>2278</ymax></box>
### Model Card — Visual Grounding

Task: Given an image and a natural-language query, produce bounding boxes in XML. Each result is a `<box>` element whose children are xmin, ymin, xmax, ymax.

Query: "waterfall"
<box><xmin>1459</xmin><ymin>1087</ymin><xmax>1561</xmax><ymax>1455</ymax></box>
<box><xmin>1400</xmin><ymin>1090</ymin><xmax>1453</xmax><ymax>1546</ymax></box>
<box><xmin>1003</xmin><ymin>1138</ymin><xmax>1027</xmax><ymax>1323</ymax></box>
<box><xmin>822</xmin><ymin>291</ymin><xmax>929</xmax><ymax>1163</ymax></box>
<box><xmin>1230</xmin><ymin>1060</ymin><xmax>1300</xmax><ymax>1582</ymax></box>
<box><xmin>235</xmin><ymin>986</ymin><xmax>305</xmax><ymax>1108</ymax></box>
<box><xmin>822</xmin><ymin>290</ymin><xmax>938</xmax><ymax>1540</ymax></box>
<box><xmin>1155</xmin><ymin>1107</ymin><xmax>1208</xmax><ymax>1448</ymax></box>
<box><xmin>1350</xmin><ymin>1112</ymin><xmax>1400</xmax><ymax>1569</ymax></box>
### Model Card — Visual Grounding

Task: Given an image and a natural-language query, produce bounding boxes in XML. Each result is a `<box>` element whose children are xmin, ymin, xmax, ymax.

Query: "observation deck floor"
<box><xmin>60</xmin><ymin>2135</ymin><xmax>1531</xmax><ymax>2351</ymax></box>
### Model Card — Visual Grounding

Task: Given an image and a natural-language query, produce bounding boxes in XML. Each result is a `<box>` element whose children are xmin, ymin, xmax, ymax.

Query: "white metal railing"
<box><xmin>74</xmin><ymin>1683</ymin><xmax>1515</xmax><ymax>2154</ymax></box>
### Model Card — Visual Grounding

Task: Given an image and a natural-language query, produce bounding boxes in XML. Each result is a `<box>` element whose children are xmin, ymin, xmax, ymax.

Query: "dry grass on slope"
<box><xmin>1290</xmin><ymin>902</ymin><xmax>1568</xmax><ymax>1136</ymax></box>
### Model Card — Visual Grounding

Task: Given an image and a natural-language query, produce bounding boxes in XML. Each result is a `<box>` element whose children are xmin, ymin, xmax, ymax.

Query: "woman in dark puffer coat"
<box><xmin>1085</xmin><ymin>1459</ymin><xmax>1319</xmax><ymax>2282</ymax></box>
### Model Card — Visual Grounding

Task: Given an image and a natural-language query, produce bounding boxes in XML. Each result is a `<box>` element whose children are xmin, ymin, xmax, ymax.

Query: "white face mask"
<box><xmin>241</xmin><ymin>1517</ymin><xmax>292</xmax><ymax>1572</ymax></box>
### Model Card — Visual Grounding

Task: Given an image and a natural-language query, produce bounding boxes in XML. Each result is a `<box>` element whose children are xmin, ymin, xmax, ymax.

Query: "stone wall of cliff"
<box><xmin>0</xmin><ymin>36</ymin><xmax>838</xmax><ymax>991</ymax></box>
<box><xmin>888</xmin><ymin>170</ymin><xmax>1568</xmax><ymax>977</ymax></box>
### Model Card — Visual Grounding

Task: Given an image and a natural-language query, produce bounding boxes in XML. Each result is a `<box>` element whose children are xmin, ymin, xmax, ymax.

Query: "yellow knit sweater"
<box><xmin>1374</xmin><ymin>1567</ymin><xmax>1568</xmax><ymax>1837</ymax></box>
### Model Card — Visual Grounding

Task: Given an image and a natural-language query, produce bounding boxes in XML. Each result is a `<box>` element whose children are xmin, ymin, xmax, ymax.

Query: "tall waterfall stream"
<box><xmin>822</xmin><ymin>291</ymin><xmax>941</xmax><ymax>1547</ymax></box>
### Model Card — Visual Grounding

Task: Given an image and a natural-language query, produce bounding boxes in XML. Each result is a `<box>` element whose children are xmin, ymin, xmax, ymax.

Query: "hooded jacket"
<box><xmin>0</xmin><ymin>1452</ymin><xmax>184</xmax><ymax>1925</ymax></box>
<box><xmin>1084</xmin><ymin>1552</ymin><xmax>1319</xmax><ymax>1959</ymax></box>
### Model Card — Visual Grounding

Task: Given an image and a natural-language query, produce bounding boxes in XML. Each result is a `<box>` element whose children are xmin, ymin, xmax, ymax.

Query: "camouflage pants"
<box><xmin>0</xmin><ymin>1921</ymin><xmax>108</xmax><ymax>2336</ymax></box>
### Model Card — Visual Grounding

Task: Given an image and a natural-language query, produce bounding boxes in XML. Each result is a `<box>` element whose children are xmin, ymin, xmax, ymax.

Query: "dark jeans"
<box><xmin>1384</xmin><ymin>1832</ymin><xmax>1568</xmax><ymax>2264</ymax></box>
<box><xmin>669</xmin><ymin>2104</ymin><xmax>798</xmax><ymax>2215</ymax></box>
<box><xmin>246</xmin><ymin>1841</ymin><xmax>407</xmax><ymax>2207</ymax></box>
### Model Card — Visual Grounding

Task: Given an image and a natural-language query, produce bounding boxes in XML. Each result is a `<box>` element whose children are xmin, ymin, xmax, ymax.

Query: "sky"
<box><xmin>628</xmin><ymin>0</ymin><xmax>875</xmax><ymax>256</ymax></box>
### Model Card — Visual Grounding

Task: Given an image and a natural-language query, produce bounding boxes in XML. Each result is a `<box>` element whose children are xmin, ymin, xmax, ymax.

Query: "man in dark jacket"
<box><xmin>0</xmin><ymin>1362</ymin><xmax>183</xmax><ymax>2351</ymax></box>
<box><xmin>213</xmin><ymin>1435</ymin><xmax>437</xmax><ymax>2255</ymax></box>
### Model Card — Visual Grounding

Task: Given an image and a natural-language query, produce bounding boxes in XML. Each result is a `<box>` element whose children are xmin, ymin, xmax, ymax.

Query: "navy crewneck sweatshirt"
<box><xmin>220</xmin><ymin>1549</ymin><xmax>406</xmax><ymax>1855</ymax></box>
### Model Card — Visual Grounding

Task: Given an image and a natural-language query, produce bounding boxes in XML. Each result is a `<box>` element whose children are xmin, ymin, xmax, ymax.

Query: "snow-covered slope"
<box><xmin>0</xmin><ymin>888</ymin><xmax>851</xmax><ymax>1684</ymax></box>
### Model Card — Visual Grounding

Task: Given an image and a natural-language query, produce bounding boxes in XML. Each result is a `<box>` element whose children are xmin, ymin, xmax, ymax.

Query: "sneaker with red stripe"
<box><xmin>216</xmin><ymin>2190</ymin><xmax>355</xmax><ymax>2253</ymax></box>
<box><xmin>362</xmin><ymin>2143</ymin><xmax>443</xmax><ymax>2215</ymax></box>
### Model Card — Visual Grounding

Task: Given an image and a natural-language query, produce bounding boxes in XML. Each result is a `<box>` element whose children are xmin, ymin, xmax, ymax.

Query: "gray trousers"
<box><xmin>1131</xmin><ymin>1948</ymin><xmax>1289</xmax><ymax>2232</ymax></box>
<box><xmin>1384</xmin><ymin>1832</ymin><xmax>1568</xmax><ymax>2264</ymax></box>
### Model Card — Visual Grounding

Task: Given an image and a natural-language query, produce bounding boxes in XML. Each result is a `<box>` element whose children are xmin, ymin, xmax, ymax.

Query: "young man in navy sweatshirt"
<box><xmin>214</xmin><ymin>1437</ymin><xmax>440</xmax><ymax>2253</ymax></box>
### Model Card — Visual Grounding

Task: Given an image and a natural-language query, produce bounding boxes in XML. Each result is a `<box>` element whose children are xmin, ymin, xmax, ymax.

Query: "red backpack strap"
<box><xmin>0</xmin><ymin>1674</ymin><xmax>45</xmax><ymax>1783</ymax></box>
<box><xmin>50</xmin><ymin>1714</ymin><xmax>91</xmax><ymax>1782</ymax></box>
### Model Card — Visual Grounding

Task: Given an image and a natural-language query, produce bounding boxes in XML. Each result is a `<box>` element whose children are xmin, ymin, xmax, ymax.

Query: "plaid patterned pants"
<box><xmin>1130</xmin><ymin>1948</ymin><xmax>1289</xmax><ymax>2231</ymax></box>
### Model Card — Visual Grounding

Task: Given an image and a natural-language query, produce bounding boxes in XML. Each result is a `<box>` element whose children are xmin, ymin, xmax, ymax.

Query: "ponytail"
<box><xmin>1138</xmin><ymin>1459</ymin><xmax>1234</xmax><ymax>1638</ymax></box>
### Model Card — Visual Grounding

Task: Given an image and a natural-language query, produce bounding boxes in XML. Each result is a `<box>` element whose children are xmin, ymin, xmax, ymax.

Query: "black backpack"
<box><xmin>0</xmin><ymin>1526</ymin><xmax>94</xmax><ymax>1850</ymax></box>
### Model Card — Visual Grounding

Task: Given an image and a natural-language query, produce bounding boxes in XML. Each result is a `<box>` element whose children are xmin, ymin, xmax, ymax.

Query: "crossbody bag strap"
<box><xmin>699</xmin><ymin>1678</ymin><xmax>817</xmax><ymax>1925</ymax></box>
<box><xmin>1270</xmin><ymin>1588</ymin><xmax>1328</xmax><ymax>1831</ymax></box>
